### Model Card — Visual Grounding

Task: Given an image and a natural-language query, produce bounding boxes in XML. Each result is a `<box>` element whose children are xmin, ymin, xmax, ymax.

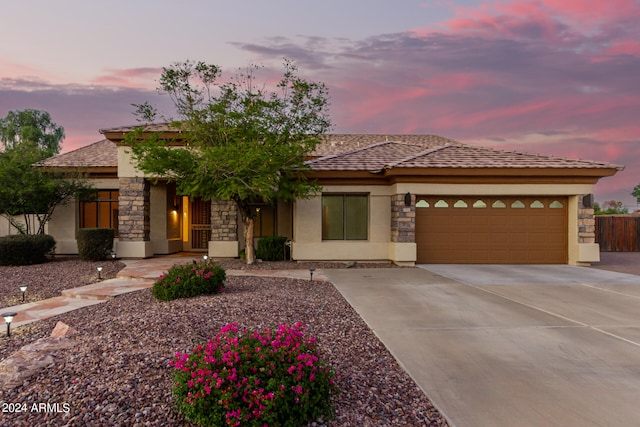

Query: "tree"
<box><xmin>594</xmin><ymin>200</ymin><xmax>628</xmax><ymax>215</ymax></box>
<box><xmin>128</xmin><ymin>60</ymin><xmax>331</xmax><ymax>263</ymax></box>
<box><xmin>0</xmin><ymin>109</ymin><xmax>91</xmax><ymax>234</ymax></box>
<box><xmin>0</xmin><ymin>109</ymin><xmax>64</xmax><ymax>157</ymax></box>
<box><xmin>632</xmin><ymin>184</ymin><xmax>640</xmax><ymax>204</ymax></box>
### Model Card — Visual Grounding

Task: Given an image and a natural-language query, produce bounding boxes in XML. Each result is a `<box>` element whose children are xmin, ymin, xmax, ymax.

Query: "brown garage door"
<box><xmin>415</xmin><ymin>196</ymin><xmax>568</xmax><ymax>264</ymax></box>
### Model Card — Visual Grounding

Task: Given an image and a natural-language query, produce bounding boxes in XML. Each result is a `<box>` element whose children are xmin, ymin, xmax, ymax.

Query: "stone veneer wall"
<box><xmin>210</xmin><ymin>199</ymin><xmax>238</xmax><ymax>241</ymax></box>
<box><xmin>391</xmin><ymin>193</ymin><xmax>415</xmax><ymax>243</ymax></box>
<box><xmin>118</xmin><ymin>177</ymin><xmax>150</xmax><ymax>241</ymax></box>
<box><xmin>578</xmin><ymin>195</ymin><xmax>596</xmax><ymax>244</ymax></box>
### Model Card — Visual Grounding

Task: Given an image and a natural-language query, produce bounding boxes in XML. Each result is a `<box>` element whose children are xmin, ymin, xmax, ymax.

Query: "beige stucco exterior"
<box><xmin>48</xmin><ymin>178</ymin><xmax>119</xmax><ymax>254</ymax></box>
<box><xmin>19</xmin><ymin>133</ymin><xmax>617</xmax><ymax>264</ymax></box>
<box><xmin>291</xmin><ymin>182</ymin><xmax>600</xmax><ymax>265</ymax></box>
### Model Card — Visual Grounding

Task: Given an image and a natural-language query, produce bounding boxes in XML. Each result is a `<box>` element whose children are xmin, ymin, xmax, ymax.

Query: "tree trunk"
<box><xmin>244</xmin><ymin>216</ymin><xmax>255</xmax><ymax>264</ymax></box>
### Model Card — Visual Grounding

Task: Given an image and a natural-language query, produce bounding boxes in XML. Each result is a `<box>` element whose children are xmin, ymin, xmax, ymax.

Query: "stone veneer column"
<box><xmin>118</xmin><ymin>177</ymin><xmax>150</xmax><ymax>241</ymax></box>
<box><xmin>391</xmin><ymin>193</ymin><xmax>415</xmax><ymax>243</ymax></box>
<box><xmin>578</xmin><ymin>195</ymin><xmax>596</xmax><ymax>244</ymax></box>
<box><xmin>210</xmin><ymin>199</ymin><xmax>238</xmax><ymax>241</ymax></box>
<box><xmin>209</xmin><ymin>199</ymin><xmax>239</xmax><ymax>257</ymax></box>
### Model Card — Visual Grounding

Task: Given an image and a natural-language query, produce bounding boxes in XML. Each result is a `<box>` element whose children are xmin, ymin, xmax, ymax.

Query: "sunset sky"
<box><xmin>1</xmin><ymin>0</ymin><xmax>639</xmax><ymax>207</ymax></box>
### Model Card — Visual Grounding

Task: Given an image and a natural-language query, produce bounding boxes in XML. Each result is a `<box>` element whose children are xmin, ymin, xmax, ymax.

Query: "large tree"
<box><xmin>0</xmin><ymin>109</ymin><xmax>91</xmax><ymax>234</ymax></box>
<box><xmin>0</xmin><ymin>109</ymin><xmax>64</xmax><ymax>157</ymax></box>
<box><xmin>128</xmin><ymin>60</ymin><xmax>331</xmax><ymax>263</ymax></box>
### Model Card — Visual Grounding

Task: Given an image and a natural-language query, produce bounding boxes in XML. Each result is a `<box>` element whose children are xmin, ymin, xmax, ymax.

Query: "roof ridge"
<box><xmin>382</xmin><ymin>143</ymin><xmax>453</xmax><ymax>170</ymax></box>
<box><xmin>306</xmin><ymin>140</ymin><xmax>394</xmax><ymax>165</ymax></box>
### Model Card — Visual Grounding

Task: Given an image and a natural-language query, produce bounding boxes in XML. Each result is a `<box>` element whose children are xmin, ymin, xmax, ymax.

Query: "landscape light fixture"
<box><xmin>97</xmin><ymin>266</ymin><xmax>103</xmax><ymax>280</ymax></box>
<box><xmin>309</xmin><ymin>268</ymin><xmax>315</xmax><ymax>281</ymax></box>
<box><xmin>2</xmin><ymin>312</ymin><xmax>17</xmax><ymax>337</ymax></box>
<box><xmin>203</xmin><ymin>255</ymin><xmax>208</xmax><ymax>262</ymax></box>
<box><xmin>19</xmin><ymin>284</ymin><xmax>27</xmax><ymax>303</ymax></box>
<box><xmin>111</xmin><ymin>251</ymin><xmax>116</xmax><ymax>261</ymax></box>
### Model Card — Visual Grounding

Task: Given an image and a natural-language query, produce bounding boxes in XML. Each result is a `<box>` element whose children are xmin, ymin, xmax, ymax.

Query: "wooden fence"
<box><xmin>595</xmin><ymin>215</ymin><xmax>640</xmax><ymax>252</ymax></box>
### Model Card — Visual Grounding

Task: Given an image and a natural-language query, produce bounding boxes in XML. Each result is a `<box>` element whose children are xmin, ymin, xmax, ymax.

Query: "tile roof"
<box><xmin>48</xmin><ymin>128</ymin><xmax>622</xmax><ymax>173</ymax></box>
<box><xmin>306</xmin><ymin>138</ymin><xmax>623</xmax><ymax>171</ymax></box>
<box><xmin>313</xmin><ymin>134</ymin><xmax>461</xmax><ymax>156</ymax></box>
<box><xmin>36</xmin><ymin>139</ymin><xmax>117</xmax><ymax>168</ymax></box>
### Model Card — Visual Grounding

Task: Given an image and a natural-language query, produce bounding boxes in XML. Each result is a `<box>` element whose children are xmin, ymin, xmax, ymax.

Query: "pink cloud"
<box><xmin>538</xmin><ymin>0</ymin><xmax>640</xmax><ymax>23</ymax></box>
<box><xmin>92</xmin><ymin>67</ymin><xmax>162</xmax><ymax>90</ymax></box>
<box><xmin>605</xmin><ymin>39</ymin><xmax>640</xmax><ymax>57</ymax></box>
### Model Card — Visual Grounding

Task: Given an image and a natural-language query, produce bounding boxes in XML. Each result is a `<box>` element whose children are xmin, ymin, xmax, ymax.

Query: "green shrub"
<box><xmin>152</xmin><ymin>260</ymin><xmax>226</xmax><ymax>301</ymax></box>
<box><xmin>171</xmin><ymin>322</ymin><xmax>338</xmax><ymax>427</ymax></box>
<box><xmin>76</xmin><ymin>228</ymin><xmax>114</xmax><ymax>261</ymax></box>
<box><xmin>256</xmin><ymin>235</ymin><xmax>289</xmax><ymax>261</ymax></box>
<box><xmin>0</xmin><ymin>234</ymin><xmax>56</xmax><ymax>265</ymax></box>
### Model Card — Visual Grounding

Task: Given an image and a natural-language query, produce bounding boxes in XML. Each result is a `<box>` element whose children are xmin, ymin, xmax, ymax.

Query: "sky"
<box><xmin>1</xmin><ymin>0</ymin><xmax>639</xmax><ymax>207</ymax></box>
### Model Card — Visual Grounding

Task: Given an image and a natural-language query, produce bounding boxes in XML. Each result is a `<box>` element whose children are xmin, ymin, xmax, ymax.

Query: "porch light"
<box><xmin>97</xmin><ymin>266</ymin><xmax>103</xmax><ymax>280</ymax></box>
<box><xmin>404</xmin><ymin>192</ymin><xmax>412</xmax><ymax>206</ymax></box>
<box><xmin>2</xmin><ymin>312</ymin><xmax>17</xmax><ymax>337</ymax></box>
<box><xmin>309</xmin><ymin>268</ymin><xmax>315</xmax><ymax>281</ymax></box>
<box><xmin>19</xmin><ymin>284</ymin><xmax>27</xmax><ymax>303</ymax></box>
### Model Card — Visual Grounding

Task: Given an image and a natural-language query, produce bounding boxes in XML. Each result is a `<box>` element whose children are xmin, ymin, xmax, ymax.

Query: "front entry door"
<box><xmin>189</xmin><ymin>197</ymin><xmax>211</xmax><ymax>251</ymax></box>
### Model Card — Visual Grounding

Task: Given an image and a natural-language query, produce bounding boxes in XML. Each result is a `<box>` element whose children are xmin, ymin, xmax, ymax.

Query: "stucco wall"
<box><xmin>292</xmin><ymin>182</ymin><xmax>599</xmax><ymax>265</ymax></box>
<box><xmin>292</xmin><ymin>185</ymin><xmax>391</xmax><ymax>261</ymax></box>
<box><xmin>49</xmin><ymin>178</ymin><xmax>119</xmax><ymax>254</ymax></box>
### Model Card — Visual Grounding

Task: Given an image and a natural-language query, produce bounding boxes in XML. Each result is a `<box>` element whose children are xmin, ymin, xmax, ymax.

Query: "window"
<box><xmin>550</xmin><ymin>200</ymin><xmax>564</xmax><ymax>208</ymax></box>
<box><xmin>80</xmin><ymin>190</ymin><xmax>119</xmax><ymax>235</ymax></box>
<box><xmin>454</xmin><ymin>200</ymin><xmax>468</xmax><ymax>208</ymax></box>
<box><xmin>416</xmin><ymin>199</ymin><xmax>430</xmax><ymax>208</ymax></box>
<box><xmin>473</xmin><ymin>200</ymin><xmax>487</xmax><ymax>208</ymax></box>
<box><xmin>322</xmin><ymin>194</ymin><xmax>368</xmax><ymax>240</ymax></box>
<box><xmin>511</xmin><ymin>200</ymin><xmax>525</xmax><ymax>208</ymax></box>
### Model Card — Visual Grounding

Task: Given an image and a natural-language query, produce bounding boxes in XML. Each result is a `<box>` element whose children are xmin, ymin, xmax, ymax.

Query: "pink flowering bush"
<box><xmin>152</xmin><ymin>260</ymin><xmax>226</xmax><ymax>301</ymax></box>
<box><xmin>171</xmin><ymin>322</ymin><xmax>338</xmax><ymax>426</ymax></box>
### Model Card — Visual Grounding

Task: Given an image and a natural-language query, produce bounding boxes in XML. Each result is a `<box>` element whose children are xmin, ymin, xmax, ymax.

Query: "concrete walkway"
<box><xmin>325</xmin><ymin>262</ymin><xmax>640</xmax><ymax>427</ymax></box>
<box><xmin>2</xmin><ymin>256</ymin><xmax>327</xmax><ymax>330</ymax></box>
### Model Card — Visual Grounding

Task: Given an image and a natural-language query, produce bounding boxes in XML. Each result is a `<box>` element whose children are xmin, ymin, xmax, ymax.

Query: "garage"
<box><xmin>415</xmin><ymin>196</ymin><xmax>568</xmax><ymax>264</ymax></box>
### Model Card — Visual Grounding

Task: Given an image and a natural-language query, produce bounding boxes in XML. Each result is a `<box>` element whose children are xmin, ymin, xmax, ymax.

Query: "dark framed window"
<box><xmin>322</xmin><ymin>194</ymin><xmax>368</xmax><ymax>240</ymax></box>
<box><xmin>80</xmin><ymin>190</ymin><xmax>119</xmax><ymax>236</ymax></box>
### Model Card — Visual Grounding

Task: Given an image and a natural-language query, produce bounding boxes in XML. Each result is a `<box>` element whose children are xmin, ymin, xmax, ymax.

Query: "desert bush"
<box><xmin>0</xmin><ymin>234</ymin><xmax>56</xmax><ymax>265</ymax></box>
<box><xmin>256</xmin><ymin>236</ymin><xmax>289</xmax><ymax>261</ymax></box>
<box><xmin>152</xmin><ymin>260</ymin><xmax>226</xmax><ymax>301</ymax></box>
<box><xmin>76</xmin><ymin>228</ymin><xmax>114</xmax><ymax>261</ymax></box>
<box><xmin>171</xmin><ymin>322</ymin><xmax>337</xmax><ymax>427</ymax></box>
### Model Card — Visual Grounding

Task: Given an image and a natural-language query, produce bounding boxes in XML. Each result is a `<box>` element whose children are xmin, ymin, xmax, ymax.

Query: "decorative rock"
<box><xmin>50</xmin><ymin>321</ymin><xmax>77</xmax><ymax>338</ymax></box>
<box><xmin>0</xmin><ymin>337</ymin><xmax>75</xmax><ymax>390</ymax></box>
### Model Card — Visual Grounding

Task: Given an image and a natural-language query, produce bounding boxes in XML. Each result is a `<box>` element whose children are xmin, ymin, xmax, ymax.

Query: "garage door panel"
<box><xmin>416</xmin><ymin>196</ymin><xmax>567</xmax><ymax>264</ymax></box>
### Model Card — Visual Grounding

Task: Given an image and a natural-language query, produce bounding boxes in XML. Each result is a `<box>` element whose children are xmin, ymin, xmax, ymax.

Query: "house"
<box><xmin>36</xmin><ymin>125</ymin><xmax>623</xmax><ymax>265</ymax></box>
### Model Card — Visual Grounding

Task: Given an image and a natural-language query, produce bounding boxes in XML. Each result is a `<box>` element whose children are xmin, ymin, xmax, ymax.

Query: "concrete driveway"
<box><xmin>324</xmin><ymin>263</ymin><xmax>640</xmax><ymax>427</ymax></box>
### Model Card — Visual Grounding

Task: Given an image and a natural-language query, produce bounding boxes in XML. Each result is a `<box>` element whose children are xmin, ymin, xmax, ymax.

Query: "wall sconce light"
<box><xmin>19</xmin><ymin>284</ymin><xmax>27</xmax><ymax>303</ymax></box>
<box><xmin>3</xmin><ymin>312</ymin><xmax>17</xmax><ymax>337</ymax></box>
<box><xmin>404</xmin><ymin>192</ymin><xmax>412</xmax><ymax>206</ymax></box>
<box><xmin>97</xmin><ymin>266</ymin><xmax>103</xmax><ymax>280</ymax></box>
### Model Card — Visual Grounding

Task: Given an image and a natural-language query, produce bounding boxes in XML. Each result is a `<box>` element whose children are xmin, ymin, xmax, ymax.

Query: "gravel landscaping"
<box><xmin>0</xmin><ymin>258</ymin><xmax>125</xmax><ymax>308</ymax></box>
<box><xmin>0</xmin><ymin>258</ymin><xmax>447</xmax><ymax>426</ymax></box>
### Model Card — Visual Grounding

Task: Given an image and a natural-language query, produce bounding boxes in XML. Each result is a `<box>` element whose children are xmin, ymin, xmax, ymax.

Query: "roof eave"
<box><xmin>382</xmin><ymin>167</ymin><xmax>622</xmax><ymax>178</ymax></box>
